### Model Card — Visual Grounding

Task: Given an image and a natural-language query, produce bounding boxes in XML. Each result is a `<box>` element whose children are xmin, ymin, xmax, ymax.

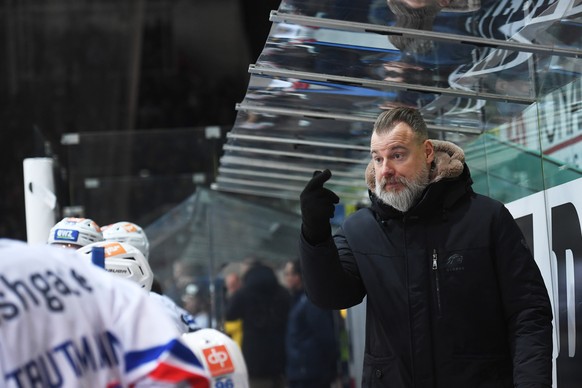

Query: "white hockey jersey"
<box><xmin>149</xmin><ymin>292</ymin><xmax>200</xmax><ymax>333</ymax></box>
<box><xmin>0</xmin><ymin>239</ymin><xmax>210</xmax><ymax>387</ymax></box>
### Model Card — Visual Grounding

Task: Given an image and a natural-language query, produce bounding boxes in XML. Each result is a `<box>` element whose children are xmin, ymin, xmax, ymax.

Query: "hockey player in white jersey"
<box><xmin>77</xmin><ymin>241</ymin><xmax>250</xmax><ymax>387</ymax></box>
<box><xmin>0</xmin><ymin>238</ymin><xmax>210</xmax><ymax>387</ymax></box>
<box><xmin>182</xmin><ymin>329</ymin><xmax>250</xmax><ymax>388</ymax></box>
<box><xmin>77</xmin><ymin>240</ymin><xmax>199</xmax><ymax>333</ymax></box>
<box><xmin>102</xmin><ymin>221</ymin><xmax>151</xmax><ymax>260</ymax></box>
<box><xmin>47</xmin><ymin>217</ymin><xmax>104</xmax><ymax>249</ymax></box>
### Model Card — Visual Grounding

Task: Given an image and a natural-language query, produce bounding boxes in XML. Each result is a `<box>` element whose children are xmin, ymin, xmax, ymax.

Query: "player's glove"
<box><xmin>300</xmin><ymin>169</ymin><xmax>340</xmax><ymax>245</ymax></box>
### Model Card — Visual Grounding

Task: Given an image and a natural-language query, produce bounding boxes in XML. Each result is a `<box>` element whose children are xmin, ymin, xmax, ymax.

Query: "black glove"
<box><xmin>300</xmin><ymin>169</ymin><xmax>340</xmax><ymax>245</ymax></box>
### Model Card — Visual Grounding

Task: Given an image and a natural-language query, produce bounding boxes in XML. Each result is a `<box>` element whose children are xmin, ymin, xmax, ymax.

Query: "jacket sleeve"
<box><xmin>494</xmin><ymin>205</ymin><xmax>553</xmax><ymax>387</ymax></box>
<box><xmin>299</xmin><ymin>228</ymin><xmax>366</xmax><ymax>310</ymax></box>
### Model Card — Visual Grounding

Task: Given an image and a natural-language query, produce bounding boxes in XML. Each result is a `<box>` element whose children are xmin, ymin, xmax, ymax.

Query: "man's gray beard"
<box><xmin>374</xmin><ymin>165</ymin><xmax>430</xmax><ymax>212</ymax></box>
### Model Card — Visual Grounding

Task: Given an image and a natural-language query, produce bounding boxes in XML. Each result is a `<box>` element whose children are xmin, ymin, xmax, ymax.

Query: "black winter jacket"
<box><xmin>224</xmin><ymin>263</ymin><xmax>291</xmax><ymax>378</ymax></box>
<box><xmin>299</xmin><ymin>141</ymin><xmax>553</xmax><ymax>388</ymax></box>
<box><xmin>285</xmin><ymin>291</ymin><xmax>339</xmax><ymax>384</ymax></box>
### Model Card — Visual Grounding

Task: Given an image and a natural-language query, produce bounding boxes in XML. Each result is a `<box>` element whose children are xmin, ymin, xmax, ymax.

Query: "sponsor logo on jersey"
<box><xmin>202</xmin><ymin>345</ymin><xmax>234</xmax><ymax>377</ymax></box>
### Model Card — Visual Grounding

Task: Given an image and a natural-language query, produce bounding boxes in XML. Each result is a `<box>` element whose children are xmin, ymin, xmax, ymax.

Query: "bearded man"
<box><xmin>298</xmin><ymin>107</ymin><xmax>553</xmax><ymax>388</ymax></box>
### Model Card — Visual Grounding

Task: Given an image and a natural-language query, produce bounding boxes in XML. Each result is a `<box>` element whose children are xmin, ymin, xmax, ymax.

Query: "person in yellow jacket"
<box><xmin>223</xmin><ymin>272</ymin><xmax>243</xmax><ymax>347</ymax></box>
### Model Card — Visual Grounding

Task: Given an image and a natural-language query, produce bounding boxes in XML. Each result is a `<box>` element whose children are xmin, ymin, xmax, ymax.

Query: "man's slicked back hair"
<box><xmin>373</xmin><ymin>107</ymin><xmax>428</xmax><ymax>143</ymax></box>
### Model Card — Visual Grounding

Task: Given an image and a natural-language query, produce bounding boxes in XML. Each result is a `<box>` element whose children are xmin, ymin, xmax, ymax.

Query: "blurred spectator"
<box><xmin>225</xmin><ymin>259</ymin><xmax>291</xmax><ymax>388</ymax></box>
<box><xmin>165</xmin><ymin>259</ymin><xmax>198</xmax><ymax>302</ymax></box>
<box><xmin>283</xmin><ymin>259</ymin><xmax>340</xmax><ymax>388</ymax></box>
<box><xmin>223</xmin><ymin>269</ymin><xmax>244</xmax><ymax>347</ymax></box>
<box><xmin>225</xmin><ymin>271</ymin><xmax>242</xmax><ymax>297</ymax></box>
<box><xmin>183</xmin><ymin>283</ymin><xmax>211</xmax><ymax>328</ymax></box>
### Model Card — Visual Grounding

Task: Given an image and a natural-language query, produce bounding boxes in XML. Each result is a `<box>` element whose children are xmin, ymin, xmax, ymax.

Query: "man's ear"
<box><xmin>425</xmin><ymin>140</ymin><xmax>435</xmax><ymax>164</ymax></box>
<box><xmin>365</xmin><ymin>161</ymin><xmax>375</xmax><ymax>191</ymax></box>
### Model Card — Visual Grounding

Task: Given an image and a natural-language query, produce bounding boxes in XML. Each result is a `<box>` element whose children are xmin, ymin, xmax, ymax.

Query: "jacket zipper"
<box><xmin>432</xmin><ymin>249</ymin><xmax>442</xmax><ymax>316</ymax></box>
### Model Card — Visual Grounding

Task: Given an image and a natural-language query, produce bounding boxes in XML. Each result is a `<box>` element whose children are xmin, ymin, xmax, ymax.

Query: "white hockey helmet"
<box><xmin>77</xmin><ymin>241</ymin><xmax>154</xmax><ymax>291</ymax></box>
<box><xmin>48</xmin><ymin>217</ymin><xmax>103</xmax><ymax>249</ymax></box>
<box><xmin>182</xmin><ymin>329</ymin><xmax>249</xmax><ymax>388</ymax></box>
<box><xmin>102</xmin><ymin>221</ymin><xmax>150</xmax><ymax>260</ymax></box>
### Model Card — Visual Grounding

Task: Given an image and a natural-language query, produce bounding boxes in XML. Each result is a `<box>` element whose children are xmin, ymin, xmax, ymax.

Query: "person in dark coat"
<box><xmin>298</xmin><ymin>107</ymin><xmax>553</xmax><ymax>387</ymax></box>
<box><xmin>283</xmin><ymin>259</ymin><xmax>339</xmax><ymax>388</ymax></box>
<box><xmin>225</xmin><ymin>259</ymin><xmax>291</xmax><ymax>388</ymax></box>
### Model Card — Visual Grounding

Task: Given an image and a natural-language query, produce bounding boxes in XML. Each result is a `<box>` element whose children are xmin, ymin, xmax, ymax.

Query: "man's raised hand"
<box><xmin>300</xmin><ymin>169</ymin><xmax>340</xmax><ymax>245</ymax></box>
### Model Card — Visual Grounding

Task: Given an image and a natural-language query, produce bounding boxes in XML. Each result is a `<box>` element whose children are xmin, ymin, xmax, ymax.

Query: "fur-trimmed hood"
<box><xmin>365</xmin><ymin>139</ymin><xmax>465</xmax><ymax>191</ymax></box>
